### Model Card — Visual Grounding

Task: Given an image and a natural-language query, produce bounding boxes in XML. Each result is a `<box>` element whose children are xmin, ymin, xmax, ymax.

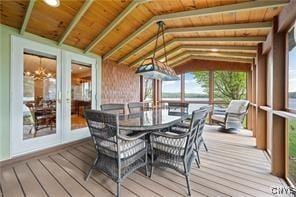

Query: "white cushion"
<box><xmin>153</xmin><ymin>133</ymin><xmax>186</xmax><ymax>155</ymax></box>
<box><xmin>211</xmin><ymin>114</ymin><xmax>225</xmax><ymax>123</ymax></box>
<box><xmin>227</xmin><ymin>100</ymin><xmax>249</xmax><ymax>114</ymax></box>
<box><xmin>99</xmin><ymin>138</ymin><xmax>145</xmax><ymax>159</ymax></box>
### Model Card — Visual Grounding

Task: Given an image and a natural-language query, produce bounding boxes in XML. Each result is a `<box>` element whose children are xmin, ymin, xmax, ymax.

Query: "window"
<box><xmin>161</xmin><ymin>75</ymin><xmax>181</xmax><ymax>101</ymax></box>
<box><xmin>214</xmin><ymin>71</ymin><xmax>247</xmax><ymax>103</ymax></box>
<box><xmin>288</xmin><ymin>24</ymin><xmax>296</xmax><ymax>110</ymax></box>
<box><xmin>185</xmin><ymin>72</ymin><xmax>209</xmax><ymax>102</ymax></box>
<box><xmin>144</xmin><ymin>78</ymin><xmax>153</xmax><ymax>101</ymax></box>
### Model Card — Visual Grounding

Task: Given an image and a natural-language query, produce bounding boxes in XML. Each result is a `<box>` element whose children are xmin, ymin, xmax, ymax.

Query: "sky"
<box><xmin>162</xmin><ymin>73</ymin><xmax>206</xmax><ymax>93</ymax></box>
<box><xmin>289</xmin><ymin>47</ymin><xmax>296</xmax><ymax>93</ymax></box>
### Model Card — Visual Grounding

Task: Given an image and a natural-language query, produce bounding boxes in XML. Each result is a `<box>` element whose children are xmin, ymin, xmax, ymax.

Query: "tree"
<box><xmin>193</xmin><ymin>71</ymin><xmax>246</xmax><ymax>103</ymax></box>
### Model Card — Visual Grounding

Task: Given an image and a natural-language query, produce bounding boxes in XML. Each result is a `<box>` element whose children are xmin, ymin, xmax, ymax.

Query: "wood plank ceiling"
<box><xmin>0</xmin><ymin>0</ymin><xmax>289</xmax><ymax>67</ymax></box>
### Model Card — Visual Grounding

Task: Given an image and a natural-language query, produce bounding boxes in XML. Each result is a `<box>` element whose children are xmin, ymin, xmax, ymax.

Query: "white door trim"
<box><xmin>10</xmin><ymin>36</ymin><xmax>102</xmax><ymax>157</ymax></box>
<box><xmin>10</xmin><ymin>36</ymin><xmax>62</xmax><ymax>156</ymax></box>
<box><xmin>61</xmin><ymin>51</ymin><xmax>99</xmax><ymax>142</ymax></box>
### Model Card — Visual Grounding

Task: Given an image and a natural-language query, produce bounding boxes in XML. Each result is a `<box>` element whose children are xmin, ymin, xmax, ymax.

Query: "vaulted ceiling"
<box><xmin>0</xmin><ymin>0</ymin><xmax>289</xmax><ymax>67</ymax></box>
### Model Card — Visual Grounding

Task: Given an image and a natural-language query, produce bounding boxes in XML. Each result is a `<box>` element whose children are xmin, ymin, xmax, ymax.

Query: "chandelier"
<box><xmin>135</xmin><ymin>21</ymin><xmax>179</xmax><ymax>81</ymax></box>
<box><xmin>24</xmin><ymin>57</ymin><xmax>54</xmax><ymax>81</ymax></box>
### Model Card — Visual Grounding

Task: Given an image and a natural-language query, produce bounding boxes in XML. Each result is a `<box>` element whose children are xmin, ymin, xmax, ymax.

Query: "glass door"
<box><xmin>11</xmin><ymin>36</ymin><xmax>62</xmax><ymax>156</ymax></box>
<box><xmin>62</xmin><ymin>51</ymin><xmax>98</xmax><ymax>142</ymax></box>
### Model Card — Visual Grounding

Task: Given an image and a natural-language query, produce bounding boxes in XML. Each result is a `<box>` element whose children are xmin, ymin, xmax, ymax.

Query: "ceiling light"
<box><xmin>43</xmin><ymin>0</ymin><xmax>60</xmax><ymax>7</ymax></box>
<box><xmin>211</xmin><ymin>48</ymin><xmax>219</xmax><ymax>52</ymax></box>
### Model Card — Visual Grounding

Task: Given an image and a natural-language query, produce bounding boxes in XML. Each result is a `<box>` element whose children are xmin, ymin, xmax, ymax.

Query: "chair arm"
<box><xmin>151</xmin><ymin>131</ymin><xmax>190</xmax><ymax>139</ymax></box>
<box><xmin>213</xmin><ymin>108</ymin><xmax>227</xmax><ymax>115</ymax></box>
<box><xmin>226</xmin><ymin>111</ymin><xmax>247</xmax><ymax>116</ymax></box>
<box><xmin>118</xmin><ymin>131</ymin><xmax>149</xmax><ymax>141</ymax></box>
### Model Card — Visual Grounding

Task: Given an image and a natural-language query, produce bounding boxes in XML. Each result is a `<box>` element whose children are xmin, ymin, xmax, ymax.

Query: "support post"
<box><xmin>256</xmin><ymin>43</ymin><xmax>267</xmax><ymax>149</ymax></box>
<box><xmin>252</xmin><ymin>63</ymin><xmax>257</xmax><ymax>136</ymax></box>
<box><xmin>153</xmin><ymin>79</ymin><xmax>156</xmax><ymax>107</ymax></box>
<box><xmin>247</xmin><ymin>69</ymin><xmax>253</xmax><ymax>130</ymax></box>
<box><xmin>181</xmin><ymin>74</ymin><xmax>185</xmax><ymax>103</ymax></box>
<box><xmin>209</xmin><ymin>71</ymin><xmax>214</xmax><ymax>123</ymax></box>
<box><xmin>140</xmin><ymin>76</ymin><xmax>144</xmax><ymax>102</ymax></box>
<box><xmin>271</xmin><ymin>16</ymin><xmax>286</xmax><ymax>177</ymax></box>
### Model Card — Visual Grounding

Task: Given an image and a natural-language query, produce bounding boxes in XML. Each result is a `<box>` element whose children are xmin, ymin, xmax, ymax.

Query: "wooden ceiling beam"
<box><xmin>174</xmin><ymin>36</ymin><xmax>266</xmax><ymax>42</ymax></box>
<box><xmin>170</xmin><ymin>56</ymin><xmax>192</xmax><ymax>68</ymax></box>
<box><xmin>166</xmin><ymin>21</ymin><xmax>272</xmax><ymax>34</ymax></box>
<box><xmin>58</xmin><ymin>0</ymin><xmax>94</xmax><ymax>46</ymax></box>
<box><xmin>167</xmin><ymin>51</ymin><xmax>254</xmax><ymax>66</ymax></box>
<box><xmin>119</xmin><ymin>22</ymin><xmax>267</xmax><ymax>63</ymax></box>
<box><xmin>20</xmin><ymin>0</ymin><xmax>36</xmax><ymax>34</ymax></box>
<box><xmin>104</xmin><ymin>0</ymin><xmax>288</xmax><ymax>59</ymax></box>
<box><xmin>185</xmin><ymin>50</ymin><xmax>256</xmax><ymax>59</ymax></box>
<box><xmin>170</xmin><ymin>54</ymin><xmax>253</xmax><ymax>67</ymax></box>
<box><xmin>84</xmin><ymin>0</ymin><xmax>150</xmax><ymax>53</ymax></box>
<box><xmin>157</xmin><ymin>45</ymin><xmax>257</xmax><ymax>66</ymax></box>
<box><xmin>129</xmin><ymin>36</ymin><xmax>263</xmax><ymax>67</ymax></box>
<box><xmin>190</xmin><ymin>55</ymin><xmax>254</xmax><ymax>64</ymax></box>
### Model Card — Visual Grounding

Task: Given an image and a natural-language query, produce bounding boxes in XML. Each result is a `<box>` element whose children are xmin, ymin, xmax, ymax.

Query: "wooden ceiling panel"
<box><xmin>113</xmin><ymin>31</ymin><xmax>175</xmax><ymax>61</ymax></box>
<box><xmin>64</xmin><ymin>0</ymin><xmax>131</xmax><ymax>49</ymax></box>
<box><xmin>178</xmin><ymin>40</ymin><xmax>257</xmax><ymax>46</ymax></box>
<box><xmin>26</xmin><ymin>0</ymin><xmax>85</xmax><ymax>41</ymax></box>
<box><xmin>0</xmin><ymin>0</ymin><xmax>29</xmax><ymax>29</ymax></box>
<box><xmin>89</xmin><ymin>3</ymin><xmax>154</xmax><ymax>55</ymax></box>
<box><xmin>124</xmin><ymin>36</ymin><xmax>177</xmax><ymax>65</ymax></box>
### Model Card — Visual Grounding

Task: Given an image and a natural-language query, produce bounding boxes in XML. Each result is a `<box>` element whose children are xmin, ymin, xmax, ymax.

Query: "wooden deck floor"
<box><xmin>0</xmin><ymin>126</ymin><xmax>287</xmax><ymax>197</ymax></box>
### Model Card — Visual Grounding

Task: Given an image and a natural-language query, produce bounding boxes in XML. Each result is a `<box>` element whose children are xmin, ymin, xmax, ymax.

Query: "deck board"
<box><xmin>0</xmin><ymin>126</ymin><xmax>288</xmax><ymax>197</ymax></box>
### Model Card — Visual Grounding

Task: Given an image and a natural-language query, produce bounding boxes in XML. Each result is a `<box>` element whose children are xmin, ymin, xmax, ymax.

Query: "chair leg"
<box><xmin>117</xmin><ymin>182</ymin><xmax>121</xmax><ymax>197</ymax></box>
<box><xmin>196</xmin><ymin>151</ymin><xmax>200</xmax><ymax>164</ymax></box>
<box><xmin>150</xmin><ymin>152</ymin><xmax>154</xmax><ymax>178</ymax></box>
<box><xmin>149</xmin><ymin>135</ymin><xmax>154</xmax><ymax>178</ymax></box>
<box><xmin>202</xmin><ymin>138</ymin><xmax>208</xmax><ymax>152</ymax></box>
<box><xmin>195</xmin><ymin>158</ymin><xmax>200</xmax><ymax>168</ymax></box>
<box><xmin>85</xmin><ymin>156</ymin><xmax>98</xmax><ymax>181</ymax></box>
<box><xmin>145</xmin><ymin>149</ymin><xmax>149</xmax><ymax>177</ymax></box>
<box><xmin>185</xmin><ymin>175</ymin><xmax>191</xmax><ymax>196</ymax></box>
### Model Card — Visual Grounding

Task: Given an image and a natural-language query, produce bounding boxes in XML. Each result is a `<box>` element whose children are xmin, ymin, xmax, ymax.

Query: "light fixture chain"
<box><xmin>161</xmin><ymin>22</ymin><xmax>168</xmax><ymax>66</ymax></box>
<box><xmin>153</xmin><ymin>21</ymin><xmax>161</xmax><ymax>59</ymax></box>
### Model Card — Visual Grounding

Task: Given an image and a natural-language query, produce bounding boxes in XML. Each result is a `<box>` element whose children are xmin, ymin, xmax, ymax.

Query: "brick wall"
<box><xmin>101</xmin><ymin>60</ymin><xmax>140</xmax><ymax>104</ymax></box>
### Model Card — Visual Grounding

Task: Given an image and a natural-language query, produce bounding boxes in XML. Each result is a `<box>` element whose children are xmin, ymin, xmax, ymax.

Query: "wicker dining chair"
<box><xmin>84</xmin><ymin>110</ymin><xmax>149</xmax><ymax>197</ymax></box>
<box><xmin>128</xmin><ymin>102</ymin><xmax>145</xmax><ymax>113</ymax></box>
<box><xmin>101</xmin><ymin>103</ymin><xmax>125</xmax><ymax>114</ymax></box>
<box><xmin>171</xmin><ymin>105</ymin><xmax>211</xmax><ymax>156</ymax></box>
<box><xmin>149</xmin><ymin>108</ymin><xmax>208</xmax><ymax>196</ymax></box>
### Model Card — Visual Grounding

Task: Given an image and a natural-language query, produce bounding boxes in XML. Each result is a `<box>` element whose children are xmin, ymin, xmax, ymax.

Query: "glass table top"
<box><xmin>119</xmin><ymin>108</ymin><xmax>190</xmax><ymax>131</ymax></box>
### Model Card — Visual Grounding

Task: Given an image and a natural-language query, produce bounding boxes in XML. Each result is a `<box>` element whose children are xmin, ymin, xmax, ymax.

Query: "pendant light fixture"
<box><xmin>135</xmin><ymin>21</ymin><xmax>179</xmax><ymax>81</ymax></box>
<box><xmin>24</xmin><ymin>57</ymin><xmax>54</xmax><ymax>81</ymax></box>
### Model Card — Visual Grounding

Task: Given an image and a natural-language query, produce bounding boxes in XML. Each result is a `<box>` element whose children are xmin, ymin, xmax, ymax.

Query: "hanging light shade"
<box><xmin>135</xmin><ymin>21</ymin><xmax>179</xmax><ymax>81</ymax></box>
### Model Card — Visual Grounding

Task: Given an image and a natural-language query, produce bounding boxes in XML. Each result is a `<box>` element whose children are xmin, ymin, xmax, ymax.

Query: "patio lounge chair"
<box><xmin>211</xmin><ymin>100</ymin><xmax>250</xmax><ymax>130</ymax></box>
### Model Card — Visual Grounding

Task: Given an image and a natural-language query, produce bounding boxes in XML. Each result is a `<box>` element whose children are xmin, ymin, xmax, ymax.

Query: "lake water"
<box><xmin>289</xmin><ymin>98</ymin><xmax>296</xmax><ymax>109</ymax></box>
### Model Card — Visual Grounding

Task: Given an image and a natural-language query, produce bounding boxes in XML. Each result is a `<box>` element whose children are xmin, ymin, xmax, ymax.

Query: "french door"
<box><xmin>62</xmin><ymin>51</ymin><xmax>98</xmax><ymax>142</ymax></box>
<box><xmin>11</xmin><ymin>36</ymin><xmax>99</xmax><ymax>156</ymax></box>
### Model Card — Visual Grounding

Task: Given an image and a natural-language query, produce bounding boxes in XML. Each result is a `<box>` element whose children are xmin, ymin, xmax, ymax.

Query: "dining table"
<box><xmin>118</xmin><ymin>108</ymin><xmax>192</xmax><ymax>132</ymax></box>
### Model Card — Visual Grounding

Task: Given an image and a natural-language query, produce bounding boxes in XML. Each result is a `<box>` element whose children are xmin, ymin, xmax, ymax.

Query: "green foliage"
<box><xmin>193</xmin><ymin>71</ymin><xmax>247</xmax><ymax>103</ymax></box>
<box><xmin>289</xmin><ymin>120</ymin><xmax>296</xmax><ymax>158</ymax></box>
